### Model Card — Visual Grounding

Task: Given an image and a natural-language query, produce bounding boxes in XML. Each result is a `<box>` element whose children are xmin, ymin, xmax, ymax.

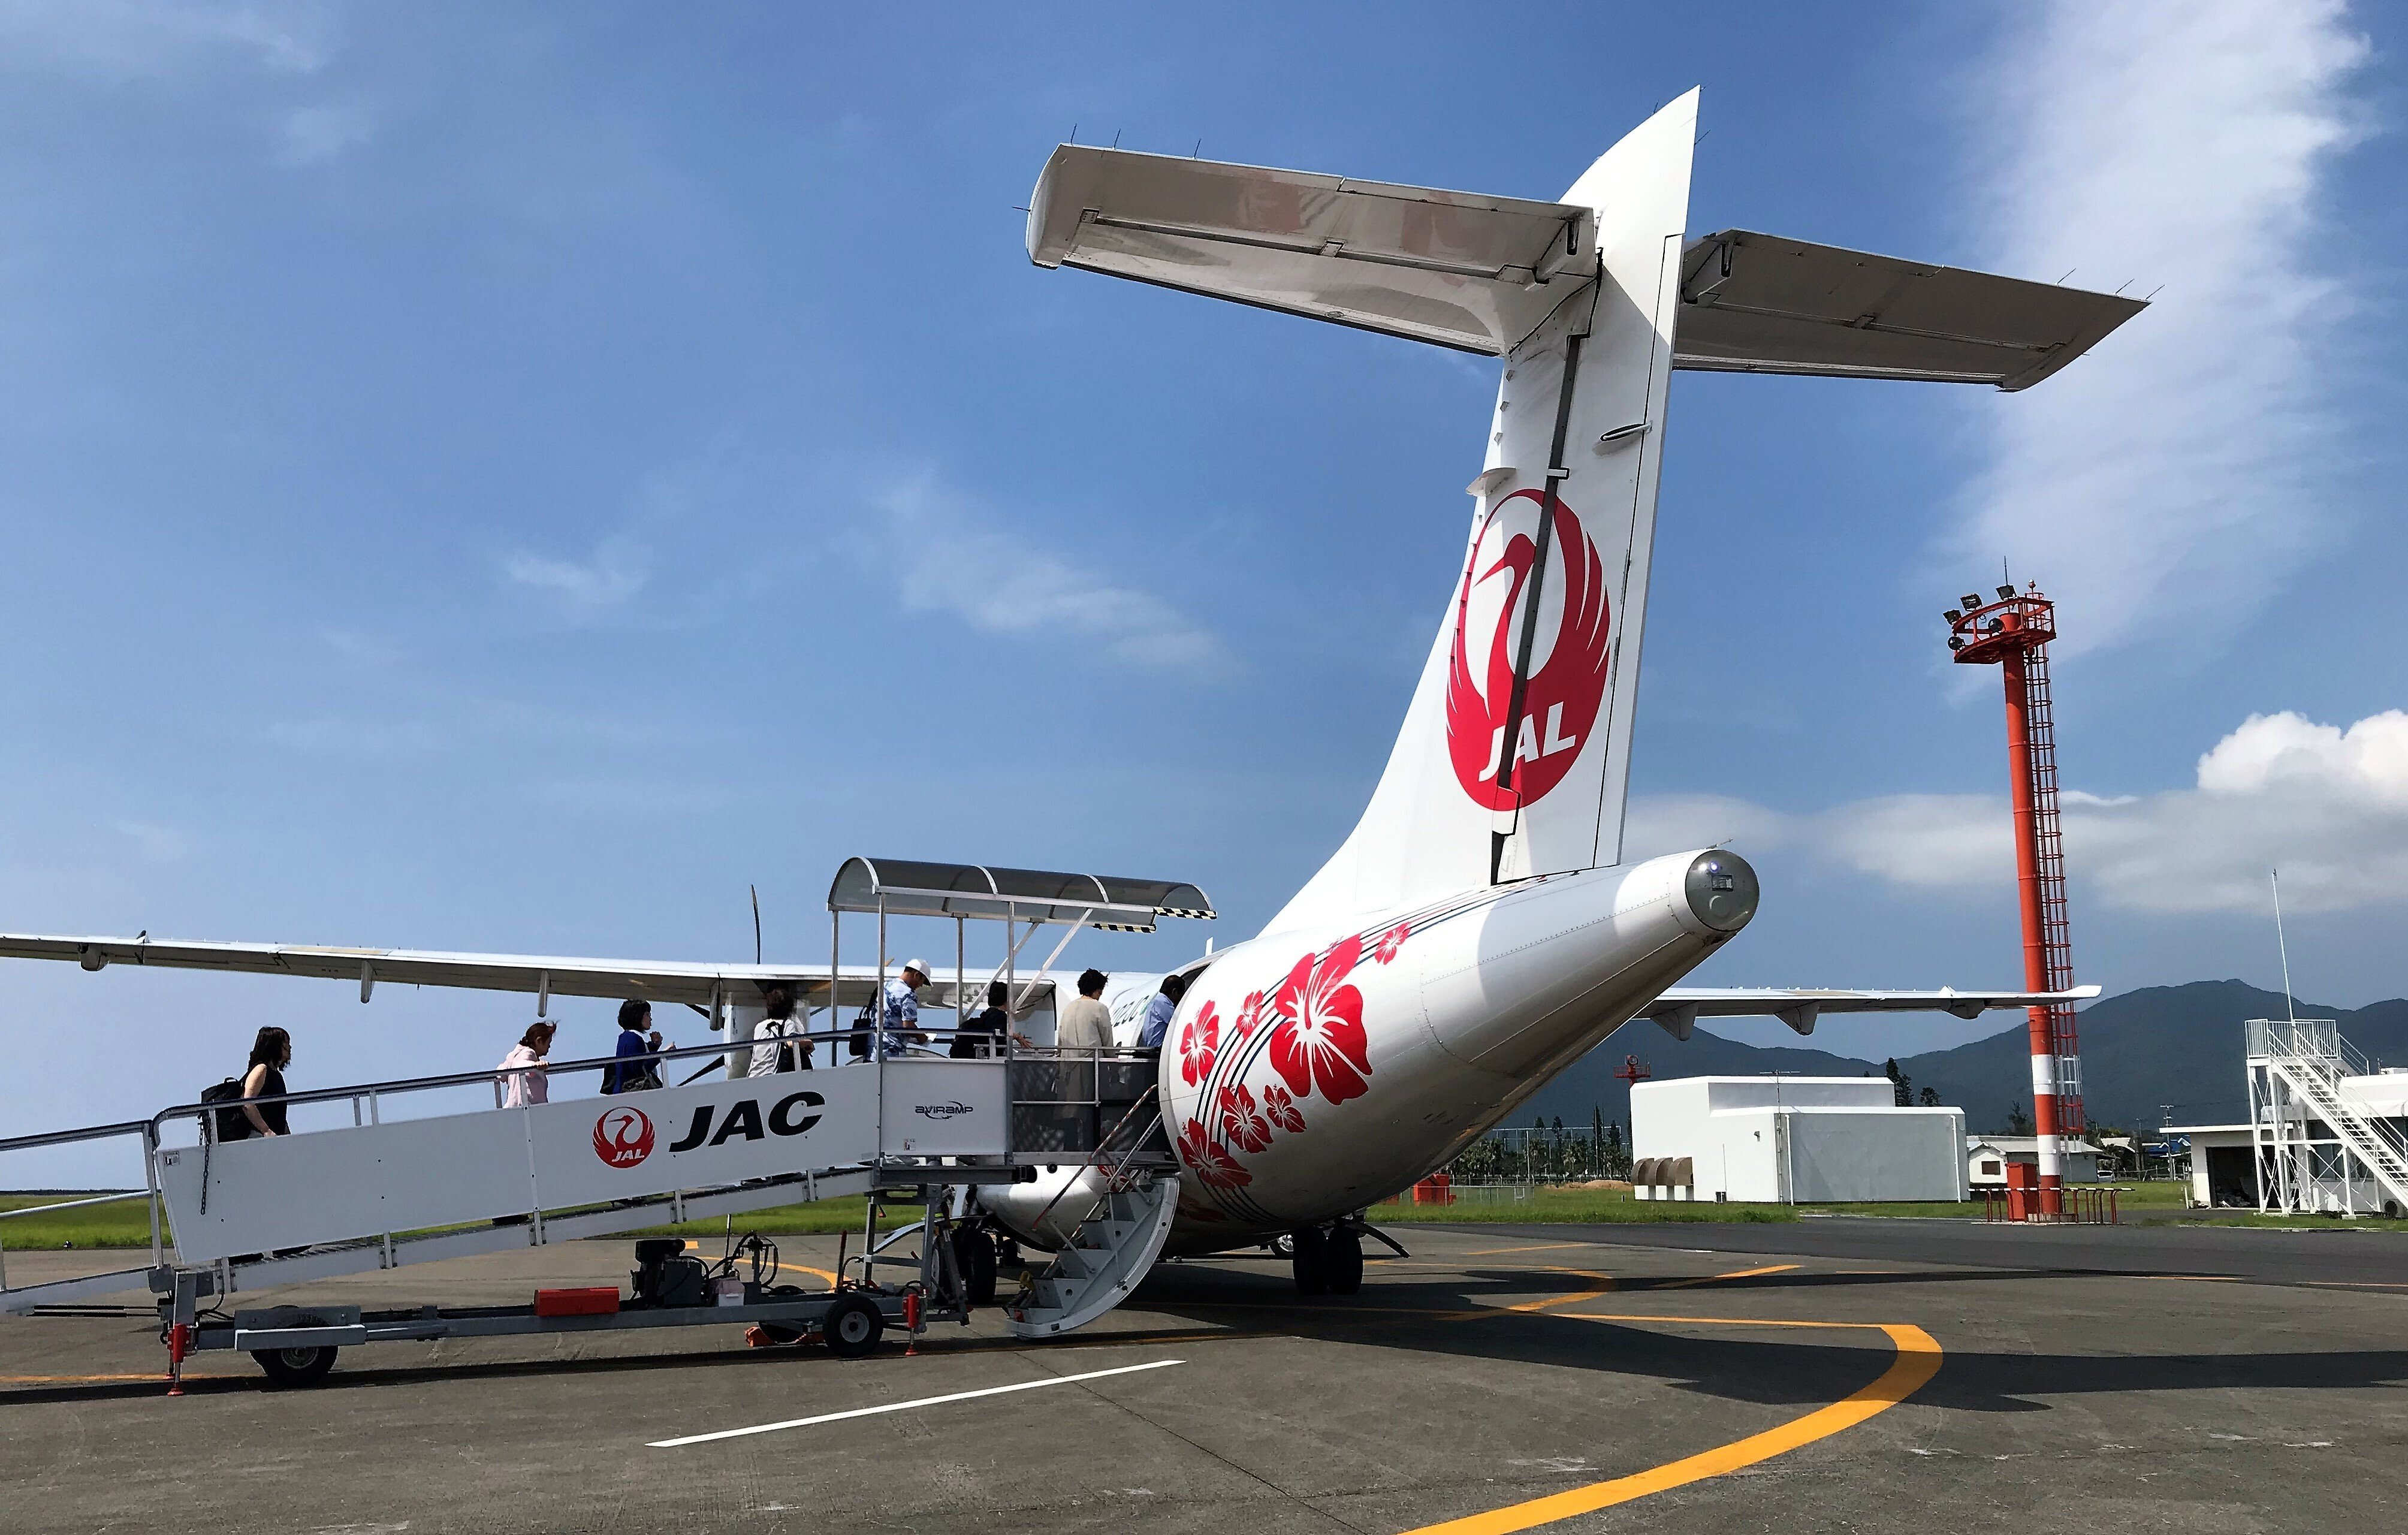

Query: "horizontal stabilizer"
<box><xmin>1674</xmin><ymin>230</ymin><xmax>2145</xmax><ymax>390</ymax></box>
<box><xmin>1027</xmin><ymin>144</ymin><xmax>1595</xmax><ymax>355</ymax></box>
<box><xmin>1028</xmin><ymin>149</ymin><xmax>2144</xmax><ymax>391</ymax></box>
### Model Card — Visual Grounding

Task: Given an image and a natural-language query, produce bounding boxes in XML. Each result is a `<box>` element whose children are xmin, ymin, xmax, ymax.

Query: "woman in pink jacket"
<box><xmin>499</xmin><ymin>1020</ymin><xmax>556</xmax><ymax>1108</ymax></box>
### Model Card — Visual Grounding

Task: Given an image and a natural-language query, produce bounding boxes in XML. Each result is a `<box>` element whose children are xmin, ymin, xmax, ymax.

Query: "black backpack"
<box><xmin>199</xmin><ymin>1076</ymin><xmax>252</xmax><ymax>1142</ymax></box>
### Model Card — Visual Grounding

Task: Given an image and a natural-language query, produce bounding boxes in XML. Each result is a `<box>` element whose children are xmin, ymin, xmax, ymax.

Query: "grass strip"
<box><xmin>1373</xmin><ymin>1187</ymin><xmax>1794</xmax><ymax>1224</ymax></box>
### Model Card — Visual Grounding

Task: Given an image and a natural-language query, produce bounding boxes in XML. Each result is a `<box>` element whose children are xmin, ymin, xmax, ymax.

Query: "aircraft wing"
<box><xmin>0</xmin><ymin>933</ymin><xmax>1055</xmax><ymax>1015</ymax></box>
<box><xmin>1640</xmin><ymin>985</ymin><xmax>2101</xmax><ymax>1039</ymax></box>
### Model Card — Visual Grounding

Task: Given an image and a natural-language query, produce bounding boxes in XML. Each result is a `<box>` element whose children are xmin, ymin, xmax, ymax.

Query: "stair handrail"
<box><xmin>1024</xmin><ymin>1094</ymin><xmax>1167</xmax><ymax>1240</ymax></box>
<box><xmin>2278</xmin><ymin>1054</ymin><xmax>2408</xmax><ymax>1159</ymax></box>
<box><xmin>2264</xmin><ymin>1048</ymin><xmax>2408</xmax><ymax>1202</ymax></box>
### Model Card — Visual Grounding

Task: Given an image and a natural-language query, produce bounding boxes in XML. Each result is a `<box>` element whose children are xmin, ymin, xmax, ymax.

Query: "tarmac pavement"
<box><xmin>2</xmin><ymin>1219</ymin><xmax>2401</xmax><ymax>1533</ymax></box>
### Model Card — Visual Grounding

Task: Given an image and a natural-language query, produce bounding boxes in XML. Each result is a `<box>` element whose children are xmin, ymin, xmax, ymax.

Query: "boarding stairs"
<box><xmin>0</xmin><ymin>1040</ymin><xmax>1179</xmax><ymax>1338</ymax></box>
<box><xmin>1005</xmin><ymin>1099</ymin><xmax>1179</xmax><ymax>1338</ymax></box>
<box><xmin>2248</xmin><ymin>1018</ymin><xmax>2408</xmax><ymax>1216</ymax></box>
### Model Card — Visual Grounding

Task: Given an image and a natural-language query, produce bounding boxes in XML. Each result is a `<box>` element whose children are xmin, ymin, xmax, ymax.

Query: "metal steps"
<box><xmin>1005</xmin><ymin>1177</ymin><xmax>1177</xmax><ymax>1338</ymax></box>
<box><xmin>1</xmin><ymin>1169</ymin><xmax>875</xmax><ymax>1316</ymax></box>
<box><xmin>2249</xmin><ymin>1018</ymin><xmax>2408</xmax><ymax>1216</ymax></box>
<box><xmin>4</xmin><ymin>1041</ymin><xmax>1178</xmax><ymax>1344</ymax></box>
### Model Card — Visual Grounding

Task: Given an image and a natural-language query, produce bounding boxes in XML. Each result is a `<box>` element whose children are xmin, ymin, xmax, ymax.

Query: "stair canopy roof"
<box><xmin>827</xmin><ymin>857</ymin><xmax>1215</xmax><ymax>932</ymax></box>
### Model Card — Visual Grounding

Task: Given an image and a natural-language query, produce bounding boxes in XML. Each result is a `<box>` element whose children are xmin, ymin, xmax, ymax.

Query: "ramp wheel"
<box><xmin>820</xmin><ymin>1295</ymin><xmax>885</xmax><ymax>1358</ymax></box>
<box><xmin>1290</xmin><ymin>1227</ymin><xmax>1329</xmax><ymax>1296</ymax></box>
<box><xmin>1326</xmin><ymin>1228</ymin><xmax>1364</xmax><ymax>1295</ymax></box>
<box><xmin>953</xmin><ymin>1228</ymin><xmax>1000</xmax><ymax>1306</ymax></box>
<box><xmin>252</xmin><ymin>1345</ymin><xmax>337</xmax><ymax>1387</ymax></box>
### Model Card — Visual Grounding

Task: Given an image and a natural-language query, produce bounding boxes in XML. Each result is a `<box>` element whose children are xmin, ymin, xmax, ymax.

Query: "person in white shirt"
<box><xmin>499</xmin><ymin>1020</ymin><xmax>556</xmax><ymax>1108</ymax></box>
<box><xmin>749</xmin><ymin>987</ymin><xmax>807</xmax><ymax>1076</ymax></box>
<box><xmin>1056</xmin><ymin>968</ymin><xmax>1113</xmax><ymax>1052</ymax></box>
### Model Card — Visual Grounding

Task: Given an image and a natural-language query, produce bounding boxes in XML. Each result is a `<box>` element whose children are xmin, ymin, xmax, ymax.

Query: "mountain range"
<box><xmin>1517</xmin><ymin>981</ymin><xmax>2408</xmax><ymax>1137</ymax></box>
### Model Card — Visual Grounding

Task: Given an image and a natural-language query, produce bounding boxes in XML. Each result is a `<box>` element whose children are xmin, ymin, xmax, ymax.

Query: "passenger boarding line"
<box><xmin>646</xmin><ymin>1358</ymin><xmax>1187</xmax><ymax>1447</ymax></box>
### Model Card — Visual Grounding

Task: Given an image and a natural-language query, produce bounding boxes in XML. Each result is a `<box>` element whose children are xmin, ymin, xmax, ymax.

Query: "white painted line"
<box><xmin>647</xmin><ymin>1358</ymin><xmax>1185</xmax><ymax>1447</ymax></box>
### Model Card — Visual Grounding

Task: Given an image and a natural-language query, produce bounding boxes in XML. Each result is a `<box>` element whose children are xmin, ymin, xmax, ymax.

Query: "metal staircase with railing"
<box><xmin>2247</xmin><ymin>1017</ymin><xmax>2408</xmax><ymax>1216</ymax></box>
<box><xmin>1003</xmin><ymin>1096</ymin><xmax>1178</xmax><ymax>1339</ymax></box>
<box><xmin>2</xmin><ymin>1039</ymin><xmax>1185</xmax><ymax>1344</ymax></box>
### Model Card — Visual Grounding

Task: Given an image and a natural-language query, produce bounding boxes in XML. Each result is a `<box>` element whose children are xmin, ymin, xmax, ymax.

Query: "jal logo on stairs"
<box><xmin>1444</xmin><ymin>488</ymin><xmax>1613</xmax><ymax>812</ymax></box>
<box><xmin>592</xmin><ymin>1091</ymin><xmax>827</xmax><ymax>1170</ymax></box>
<box><xmin>665</xmin><ymin>1092</ymin><xmax>825</xmax><ymax>1154</ymax></box>
<box><xmin>592</xmin><ymin>1106</ymin><xmax>656</xmax><ymax>1169</ymax></box>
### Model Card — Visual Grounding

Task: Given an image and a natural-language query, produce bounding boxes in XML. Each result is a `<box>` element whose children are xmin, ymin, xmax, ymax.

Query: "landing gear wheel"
<box><xmin>953</xmin><ymin>1228</ymin><xmax>1000</xmax><ymax>1307</ymax></box>
<box><xmin>820</xmin><ymin>1295</ymin><xmax>885</xmax><ymax>1358</ymax></box>
<box><xmin>1326</xmin><ymin>1228</ymin><xmax>1364</xmax><ymax>1295</ymax></box>
<box><xmin>252</xmin><ymin>1345</ymin><xmax>337</xmax><ymax>1387</ymax></box>
<box><xmin>1290</xmin><ymin>1227</ymin><xmax>1329</xmax><ymax>1296</ymax></box>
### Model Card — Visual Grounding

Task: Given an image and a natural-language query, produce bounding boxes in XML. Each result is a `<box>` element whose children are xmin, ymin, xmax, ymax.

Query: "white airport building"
<box><xmin>1630</xmin><ymin>1076</ymin><xmax>1967</xmax><ymax>1204</ymax></box>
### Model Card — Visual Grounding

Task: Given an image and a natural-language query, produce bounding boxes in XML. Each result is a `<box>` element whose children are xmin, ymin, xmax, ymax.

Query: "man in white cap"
<box><xmin>878</xmin><ymin>960</ymin><xmax>934</xmax><ymax>1058</ymax></box>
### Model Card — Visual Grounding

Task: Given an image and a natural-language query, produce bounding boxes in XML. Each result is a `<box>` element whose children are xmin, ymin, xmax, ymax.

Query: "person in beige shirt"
<box><xmin>1055</xmin><ymin>967</ymin><xmax>1114</xmax><ymax>1051</ymax></box>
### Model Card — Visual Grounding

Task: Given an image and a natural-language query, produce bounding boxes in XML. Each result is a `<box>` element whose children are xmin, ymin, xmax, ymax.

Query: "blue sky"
<box><xmin>1</xmin><ymin>1</ymin><xmax>2401</xmax><ymax>1156</ymax></box>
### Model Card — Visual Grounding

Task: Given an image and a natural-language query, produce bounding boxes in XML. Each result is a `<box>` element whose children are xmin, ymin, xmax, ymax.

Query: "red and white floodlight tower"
<box><xmin>1947</xmin><ymin>583</ymin><xmax>2086</xmax><ymax>1218</ymax></box>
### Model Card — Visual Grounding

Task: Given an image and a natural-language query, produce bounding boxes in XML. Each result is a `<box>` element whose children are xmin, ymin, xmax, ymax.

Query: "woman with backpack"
<box><xmin>237</xmin><ymin>1026</ymin><xmax>292</xmax><ymax>1139</ymax></box>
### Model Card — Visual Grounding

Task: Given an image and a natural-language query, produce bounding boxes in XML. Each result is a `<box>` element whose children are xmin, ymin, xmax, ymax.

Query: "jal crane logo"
<box><xmin>592</xmin><ymin>1105</ymin><xmax>654</xmax><ymax>1169</ymax></box>
<box><xmin>1444</xmin><ymin>488</ymin><xmax>1613</xmax><ymax>810</ymax></box>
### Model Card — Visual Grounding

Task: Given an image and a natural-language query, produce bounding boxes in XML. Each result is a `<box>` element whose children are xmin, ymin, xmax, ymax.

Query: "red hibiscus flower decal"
<box><xmin>1175</xmin><ymin>1117</ymin><xmax>1251</xmax><ymax>1191</ymax></box>
<box><xmin>1268</xmin><ymin>936</ymin><xmax>1373</xmax><ymax>1106</ymax></box>
<box><xmin>1218</xmin><ymin>1084</ymin><xmax>1272</xmax><ymax>1154</ymax></box>
<box><xmin>1373</xmin><ymin>922</ymin><xmax>1410</xmax><ymax>964</ymax></box>
<box><xmin>1233</xmin><ymin>990</ymin><xmax>1264</xmax><ymax>1041</ymax></box>
<box><xmin>1262</xmin><ymin>1083</ymin><xmax>1306</xmax><ymax>1135</ymax></box>
<box><xmin>1178</xmin><ymin>1001</ymin><xmax>1220</xmax><ymax>1088</ymax></box>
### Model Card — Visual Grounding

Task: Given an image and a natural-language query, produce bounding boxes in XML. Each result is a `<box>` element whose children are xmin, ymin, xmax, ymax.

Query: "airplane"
<box><xmin>0</xmin><ymin>92</ymin><xmax>2130</xmax><ymax>1297</ymax></box>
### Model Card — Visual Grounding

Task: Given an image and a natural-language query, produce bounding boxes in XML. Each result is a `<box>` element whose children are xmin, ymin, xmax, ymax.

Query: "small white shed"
<box><xmin>1964</xmin><ymin>1136</ymin><xmax>2105</xmax><ymax>1187</ymax></box>
<box><xmin>1631</xmin><ymin>1076</ymin><xmax>1968</xmax><ymax>1204</ymax></box>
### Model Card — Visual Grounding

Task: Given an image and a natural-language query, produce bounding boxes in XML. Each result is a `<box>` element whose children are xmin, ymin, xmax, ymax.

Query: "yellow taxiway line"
<box><xmin>1653</xmin><ymin>1262</ymin><xmax>1800</xmax><ymax>1289</ymax></box>
<box><xmin>1399</xmin><ymin>1315</ymin><xmax>1942</xmax><ymax>1535</ymax></box>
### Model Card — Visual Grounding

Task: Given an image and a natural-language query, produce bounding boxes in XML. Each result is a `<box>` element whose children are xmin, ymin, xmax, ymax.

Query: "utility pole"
<box><xmin>1947</xmin><ymin>583</ymin><xmax>2085</xmax><ymax>1218</ymax></box>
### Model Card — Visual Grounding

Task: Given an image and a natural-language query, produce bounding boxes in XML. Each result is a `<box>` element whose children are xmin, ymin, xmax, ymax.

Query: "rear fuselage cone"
<box><xmin>985</xmin><ymin>849</ymin><xmax>1755</xmax><ymax>1254</ymax></box>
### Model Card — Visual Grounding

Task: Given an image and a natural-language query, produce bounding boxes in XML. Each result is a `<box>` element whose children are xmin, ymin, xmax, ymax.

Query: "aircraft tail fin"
<box><xmin>1263</xmin><ymin>93</ymin><xmax>1701</xmax><ymax>930</ymax></box>
<box><xmin>1027</xmin><ymin>93</ymin><xmax>2142</xmax><ymax>936</ymax></box>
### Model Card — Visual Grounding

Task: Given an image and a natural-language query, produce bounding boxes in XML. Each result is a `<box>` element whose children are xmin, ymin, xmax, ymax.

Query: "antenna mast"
<box><xmin>2271</xmin><ymin>869</ymin><xmax>2298</xmax><ymax>1025</ymax></box>
<box><xmin>1946</xmin><ymin>580</ymin><xmax>2085</xmax><ymax>1219</ymax></box>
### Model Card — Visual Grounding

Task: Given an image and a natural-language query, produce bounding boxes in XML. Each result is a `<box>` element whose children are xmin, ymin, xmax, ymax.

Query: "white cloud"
<box><xmin>277</xmin><ymin>101</ymin><xmax>373</xmax><ymax>165</ymax></box>
<box><xmin>882</xmin><ymin>481</ymin><xmax>1224</xmax><ymax>671</ymax></box>
<box><xmin>1630</xmin><ymin>711</ymin><xmax>2408</xmax><ymax>916</ymax></box>
<box><xmin>264</xmin><ymin>693</ymin><xmax>674</xmax><ymax>761</ymax></box>
<box><xmin>502</xmin><ymin>535</ymin><xmax>648</xmax><ymax>620</ymax></box>
<box><xmin>532</xmin><ymin>777</ymin><xmax>738</xmax><ymax>816</ymax></box>
<box><xmin>113</xmin><ymin>818</ymin><xmax>190</xmax><ymax>862</ymax></box>
<box><xmin>1950</xmin><ymin>1</ymin><xmax>2370</xmax><ymax>655</ymax></box>
<box><xmin>265</xmin><ymin>717</ymin><xmax>444</xmax><ymax>757</ymax></box>
<box><xmin>1622</xmin><ymin>793</ymin><xmax>1793</xmax><ymax>862</ymax></box>
<box><xmin>0</xmin><ymin>1</ymin><xmax>331</xmax><ymax>80</ymax></box>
